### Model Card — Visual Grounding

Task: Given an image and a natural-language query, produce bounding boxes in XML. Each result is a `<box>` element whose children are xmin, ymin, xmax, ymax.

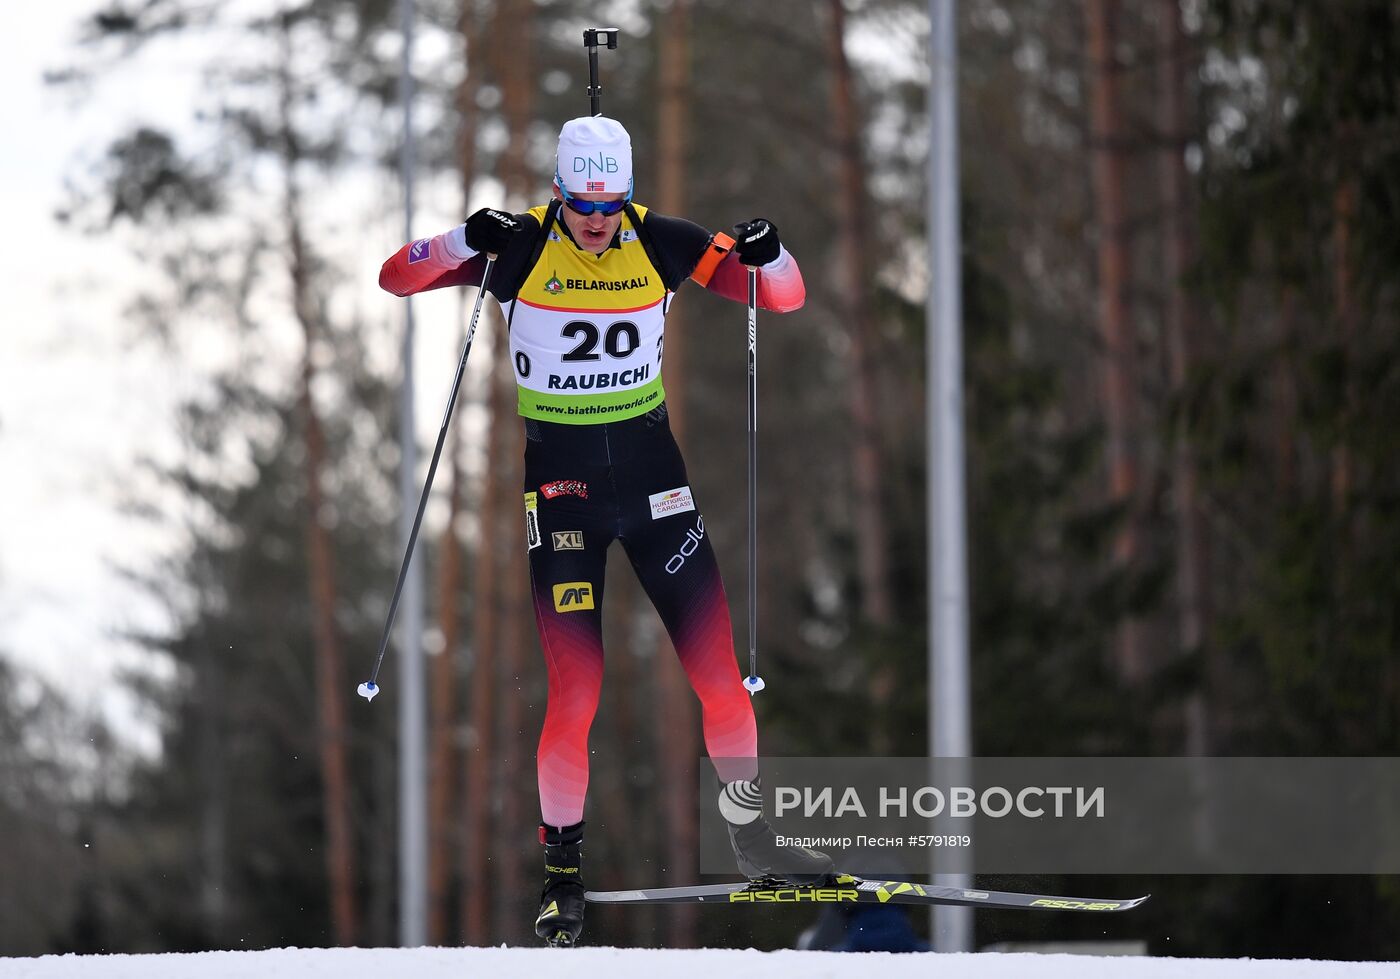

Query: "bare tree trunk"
<box><xmin>656</xmin><ymin>0</ymin><xmax>691</xmax><ymax>439</ymax></box>
<box><xmin>278</xmin><ymin>41</ymin><xmax>358</xmax><ymax>944</ymax></box>
<box><xmin>498</xmin><ymin>0</ymin><xmax>533</xmax><ymax>208</ymax></box>
<box><xmin>1330</xmin><ymin>171</ymin><xmax>1358</xmax><ymax>512</ymax></box>
<box><xmin>827</xmin><ymin>0</ymin><xmax>899</xmax><ymax>753</ymax></box>
<box><xmin>461</xmin><ymin>341</ymin><xmax>502</xmax><ymax>944</ymax></box>
<box><xmin>1087</xmin><ymin>0</ymin><xmax>1144</xmax><ymax>683</ymax></box>
<box><xmin>497</xmin><ymin>504</ymin><xmax>530</xmax><ymax>944</ymax></box>
<box><xmin>654</xmin><ymin>0</ymin><xmax>700</xmax><ymax>949</ymax></box>
<box><xmin>196</xmin><ymin>633</ymin><xmax>227</xmax><ymax>944</ymax></box>
<box><xmin>454</xmin><ymin>0</ymin><xmax>482</xmax><ymax>205</ymax></box>
<box><xmin>1158</xmin><ymin>0</ymin><xmax>1210</xmax><ymax>752</ymax></box>
<box><xmin>453</xmin><ymin>0</ymin><xmax>504</xmax><ymax>949</ymax></box>
<box><xmin>427</xmin><ymin>434</ymin><xmax>463</xmax><ymax>945</ymax></box>
<box><xmin>429</xmin><ymin>0</ymin><xmax>484</xmax><ymax>945</ymax></box>
<box><xmin>369</xmin><ymin>720</ymin><xmax>395</xmax><ymax>944</ymax></box>
<box><xmin>827</xmin><ymin>0</ymin><xmax>894</xmax><ymax>633</ymax></box>
<box><xmin>1273</xmin><ymin>288</ymin><xmax>1299</xmax><ymax>496</ymax></box>
<box><xmin>493</xmin><ymin>0</ymin><xmax>534</xmax><ymax>943</ymax></box>
<box><xmin>1328</xmin><ymin>159</ymin><xmax>1360</xmax><ymax>669</ymax></box>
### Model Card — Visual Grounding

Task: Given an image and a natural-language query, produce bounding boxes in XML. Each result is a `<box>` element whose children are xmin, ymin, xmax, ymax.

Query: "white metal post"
<box><xmin>927</xmin><ymin>0</ymin><xmax>974</xmax><ymax>954</ymax></box>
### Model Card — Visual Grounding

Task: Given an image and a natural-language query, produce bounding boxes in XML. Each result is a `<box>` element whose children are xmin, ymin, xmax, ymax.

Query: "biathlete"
<box><xmin>380</xmin><ymin>115</ymin><xmax>832</xmax><ymax>946</ymax></box>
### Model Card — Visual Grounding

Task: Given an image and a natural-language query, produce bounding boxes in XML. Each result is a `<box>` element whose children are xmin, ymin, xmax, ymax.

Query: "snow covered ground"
<box><xmin>1</xmin><ymin>947</ymin><xmax>1395</xmax><ymax>979</ymax></box>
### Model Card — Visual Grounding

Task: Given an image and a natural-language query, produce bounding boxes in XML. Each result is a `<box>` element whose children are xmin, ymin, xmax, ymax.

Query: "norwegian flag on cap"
<box><xmin>585</xmin><ymin>181</ymin><xmax>605</xmax><ymax>192</ymax></box>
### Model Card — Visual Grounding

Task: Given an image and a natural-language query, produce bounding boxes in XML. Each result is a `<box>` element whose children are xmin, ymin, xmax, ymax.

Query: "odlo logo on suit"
<box><xmin>665</xmin><ymin>516</ymin><xmax>705</xmax><ymax>575</ymax></box>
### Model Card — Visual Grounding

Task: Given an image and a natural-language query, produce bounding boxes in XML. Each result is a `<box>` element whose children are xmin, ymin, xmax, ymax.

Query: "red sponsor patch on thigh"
<box><xmin>541</xmin><ymin>480</ymin><xmax>589</xmax><ymax>500</ymax></box>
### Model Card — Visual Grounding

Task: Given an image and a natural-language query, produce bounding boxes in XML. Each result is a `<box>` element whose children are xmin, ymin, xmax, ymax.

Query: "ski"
<box><xmin>585</xmin><ymin>875</ymin><xmax>1149</xmax><ymax>912</ymax></box>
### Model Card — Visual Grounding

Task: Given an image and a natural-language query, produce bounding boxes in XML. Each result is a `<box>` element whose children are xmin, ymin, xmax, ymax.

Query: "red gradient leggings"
<box><xmin>522</xmin><ymin>408</ymin><xmax>758</xmax><ymax>828</ymax></box>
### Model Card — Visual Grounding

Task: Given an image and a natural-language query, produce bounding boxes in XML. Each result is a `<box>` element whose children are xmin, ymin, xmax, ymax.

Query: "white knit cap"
<box><xmin>555</xmin><ymin>116</ymin><xmax>633</xmax><ymax>196</ymax></box>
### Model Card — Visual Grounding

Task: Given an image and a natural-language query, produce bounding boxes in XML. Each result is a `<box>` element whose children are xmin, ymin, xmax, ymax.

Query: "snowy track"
<box><xmin>2</xmin><ymin>947</ymin><xmax>1394</xmax><ymax>979</ymax></box>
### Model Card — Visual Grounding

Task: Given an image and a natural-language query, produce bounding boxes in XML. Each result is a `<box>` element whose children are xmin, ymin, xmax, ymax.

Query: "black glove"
<box><xmin>464</xmin><ymin>207</ymin><xmax>522</xmax><ymax>255</ymax></box>
<box><xmin>732</xmin><ymin>218</ymin><xmax>781</xmax><ymax>267</ymax></box>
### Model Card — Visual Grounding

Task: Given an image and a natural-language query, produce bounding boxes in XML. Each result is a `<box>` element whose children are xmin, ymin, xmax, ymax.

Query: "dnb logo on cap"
<box><xmin>572</xmin><ymin>155</ymin><xmax>621</xmax><ymax>177</ymax></box>
<box><xmin>407</xmin><ymin>238</ymin><xmax>431</xmax><ymax>264</ymax></box>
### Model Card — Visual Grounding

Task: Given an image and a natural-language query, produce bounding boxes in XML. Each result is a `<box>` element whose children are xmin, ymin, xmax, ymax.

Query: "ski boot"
<box><xmin>534</xmin><ymin>820</ymin><xmax>586</xmax><ymax>947</ymax></box>
<box><xmin>719</xmin><ymin>778</ymin><xmax>836</xmax><ymax>884</ymax></box>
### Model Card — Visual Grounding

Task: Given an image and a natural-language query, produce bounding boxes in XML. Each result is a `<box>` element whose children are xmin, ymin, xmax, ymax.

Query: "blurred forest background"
<box><xmin>2</xmin><ymin>0</ymin><xmax>1398</xmax><ymax>960</ymax></box>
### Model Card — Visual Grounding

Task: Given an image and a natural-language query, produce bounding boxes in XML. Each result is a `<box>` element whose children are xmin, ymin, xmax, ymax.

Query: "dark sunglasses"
<box><xmin>561</xmin><ymin>193</ymin><xmax>628</xmax><ymax>217</ymax></box>
<box><xmin>557</xmin><ymin>177</ymin><xmax>633</xmax><ymax>217</ymax></box>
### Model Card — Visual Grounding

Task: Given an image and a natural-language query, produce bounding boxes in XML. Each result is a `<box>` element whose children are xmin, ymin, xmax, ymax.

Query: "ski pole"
<box><xmin>358</xmin><ymin>255</ymin><xmax>497</xmax><ymax>702</ymax></box>
<box><xmin>582</xmin><ymin>27</ymin><xmax>619</xmax><ymax>117</ymax></box>
<box><xmin>743</xmin><ymin>265</ymin><xmax>765</xmax><ymax>696</ymax></box>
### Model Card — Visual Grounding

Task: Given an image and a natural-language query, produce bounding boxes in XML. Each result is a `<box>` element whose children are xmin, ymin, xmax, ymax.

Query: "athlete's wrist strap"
<box><xmin>690</xmin><ymin>232</ymin><xmax>736</xmax><ymax>287</ymax></box>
